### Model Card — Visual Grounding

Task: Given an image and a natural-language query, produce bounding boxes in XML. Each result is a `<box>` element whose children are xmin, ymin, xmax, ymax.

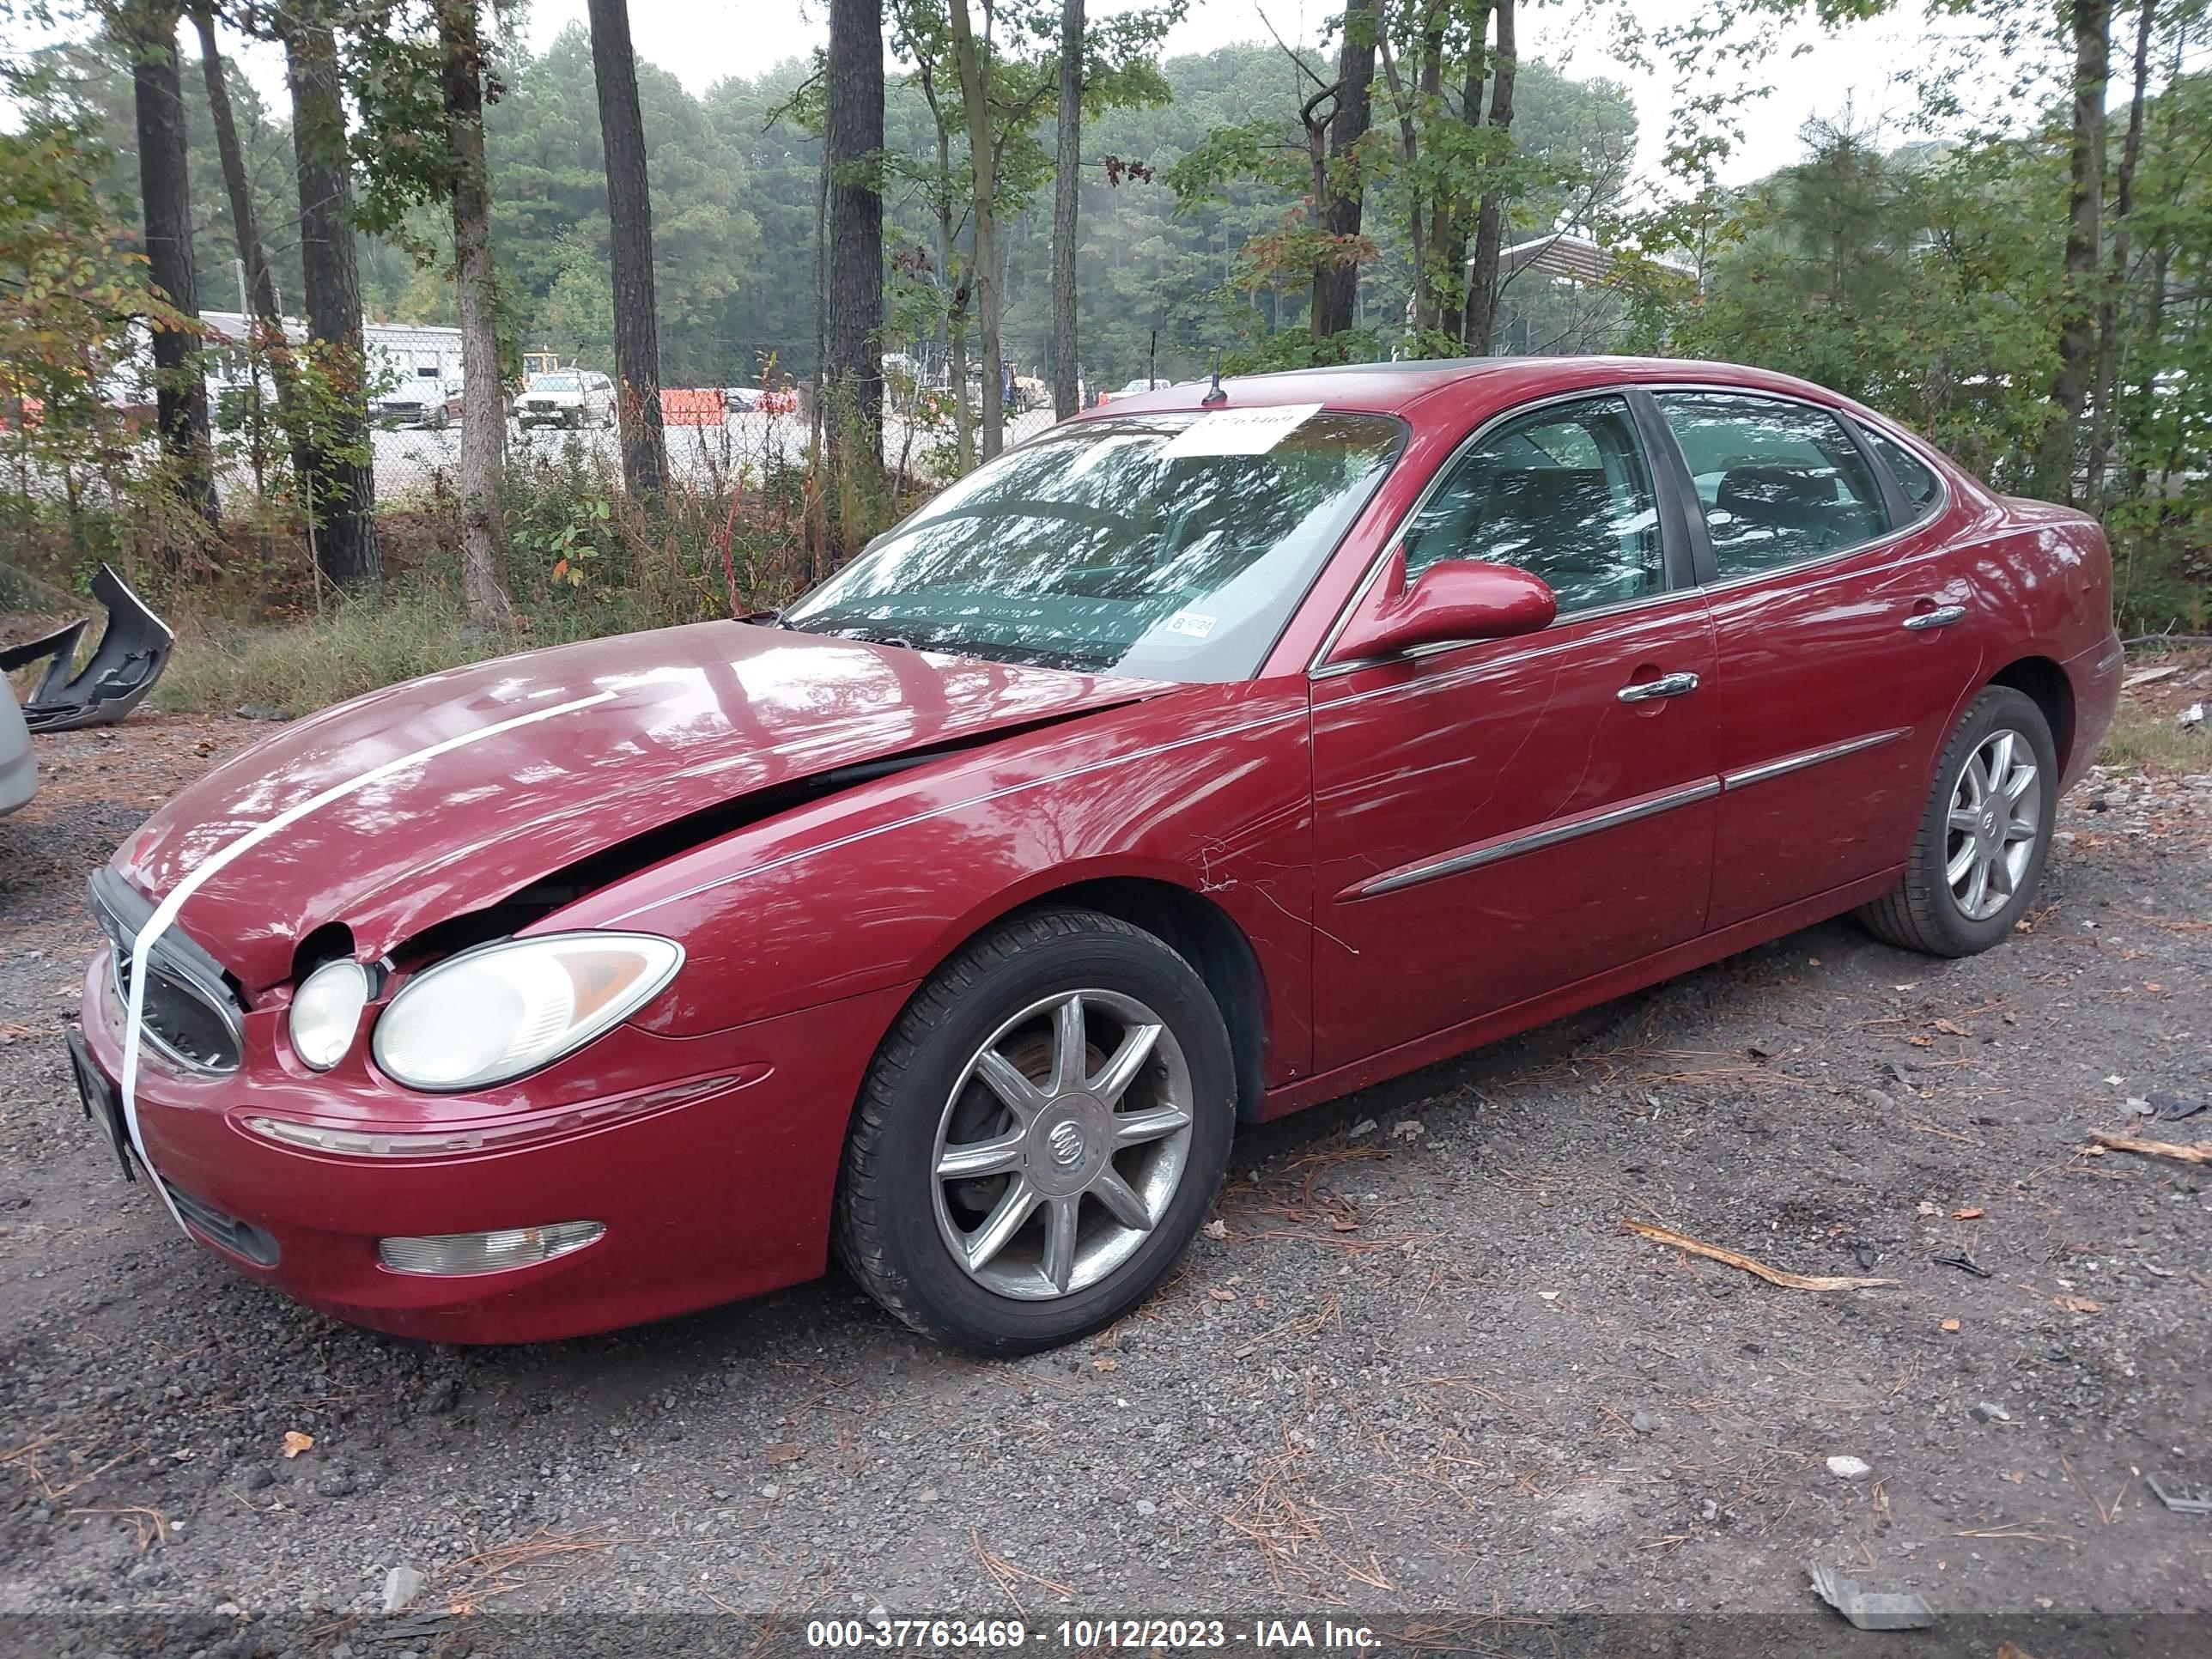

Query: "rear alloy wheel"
<box><xmin>1857</xmin><ymin>686</ymin><xmax>2057</xmax><ymax>957</ymax></box>
<box><xmin>836</xmin><ymin>908</ymin><xmax>1234</xmax><ymax>1353</ymax></box>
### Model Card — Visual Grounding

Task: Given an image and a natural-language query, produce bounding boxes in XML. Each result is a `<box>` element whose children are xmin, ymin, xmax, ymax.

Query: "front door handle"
<box><xmin>1903</xmin><ymin>604</ymin><xmax>1967</xmax><ymax>631</ymax></box>
<box><xmin>1618</xmin><ymin>671</ymin><xmax>1701</xmax><ymax>703</ymax></box>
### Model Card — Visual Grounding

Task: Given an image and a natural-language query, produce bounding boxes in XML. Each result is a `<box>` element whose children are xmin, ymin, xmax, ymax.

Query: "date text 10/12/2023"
<box><xmin>804</xmin><ymin>1620</ymin><xmax>1382</xmax><ymax>1650</ymax></box>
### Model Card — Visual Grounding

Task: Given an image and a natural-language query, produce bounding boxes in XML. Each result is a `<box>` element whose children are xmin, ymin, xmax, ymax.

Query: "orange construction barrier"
<box><xmin>660</xmin><ymin>388</ymin><xmax>726</xmax><ymax>428</ymax></box>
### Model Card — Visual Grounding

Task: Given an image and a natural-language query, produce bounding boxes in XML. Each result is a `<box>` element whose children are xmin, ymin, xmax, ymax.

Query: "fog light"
<box><xmin>377</xmin><ymin>1221</ymin><xmax>604</xmax><ymax>1276</ymax></box>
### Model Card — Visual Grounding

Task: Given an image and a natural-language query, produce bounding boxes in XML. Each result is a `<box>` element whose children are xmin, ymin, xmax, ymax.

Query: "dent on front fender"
<box><xmin>544</xmin><ymin>684</ymin><xmax>1319</xmax><ymax>1051</ymax></box>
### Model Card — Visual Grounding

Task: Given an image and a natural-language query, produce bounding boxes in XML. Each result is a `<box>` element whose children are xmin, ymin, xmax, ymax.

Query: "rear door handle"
<box><xmin>1618</xmin><ymin>672</ymin><xmax>1701</xmax><ymax>703</ymax></box>
<box><xmin>1903</xmin><ymin>604</ymin><xmax>1967</xmax><ymax>631</ymax></box>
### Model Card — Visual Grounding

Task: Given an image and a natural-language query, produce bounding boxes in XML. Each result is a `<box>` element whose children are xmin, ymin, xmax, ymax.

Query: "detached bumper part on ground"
<box><xmin>0</xmin><ymin>563</ymin><xmax>173</xmax><ymax>733</ymax></box>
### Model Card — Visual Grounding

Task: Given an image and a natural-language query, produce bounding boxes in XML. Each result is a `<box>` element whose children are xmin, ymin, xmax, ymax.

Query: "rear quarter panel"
<box><xmin>1943</xmin><ymin>490</ymin><xmax>2120</xmax><ymax>784</ymax></box>
<box><xmin>544</xmin><ymin>681</ymin><xmax>1318</xmax><ymax>1086</ymax></box>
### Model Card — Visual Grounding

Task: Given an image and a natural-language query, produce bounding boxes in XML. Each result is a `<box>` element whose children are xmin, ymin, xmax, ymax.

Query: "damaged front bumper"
<box><xmin>72</xmin><ymin>945</ymin><xmax>908</xmax><ymax>1342</ymax></box>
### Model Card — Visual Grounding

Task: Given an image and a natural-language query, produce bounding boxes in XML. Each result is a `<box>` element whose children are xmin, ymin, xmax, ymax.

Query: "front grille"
<box><xmin>168</xmin><ymin>1185</ymin><xmax>280</xmax><ymax>1267</ymax></box>
<box><xmin>87</xmin><ymin>870</ymin><xmax>246</xmax><ymax>1073</ymax></box>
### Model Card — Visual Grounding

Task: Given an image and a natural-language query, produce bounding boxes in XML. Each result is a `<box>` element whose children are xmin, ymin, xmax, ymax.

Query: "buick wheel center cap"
<box><xmin>1027</xmin><ymin>1095</ymin><xmax>1112</xmax><ymax>1196</ymax></box>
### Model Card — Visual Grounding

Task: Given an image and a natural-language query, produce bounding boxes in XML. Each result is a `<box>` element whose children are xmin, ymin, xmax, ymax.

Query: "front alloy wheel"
<box><xmin>933</xmin><ymin>988</ymin><xmax>1194</xmax><ymax>1300</ymax></box>
<box><xmin>836</xmin><ymin>908</ymin><xmax>1235</xmax><ymax>1353</ymax></box>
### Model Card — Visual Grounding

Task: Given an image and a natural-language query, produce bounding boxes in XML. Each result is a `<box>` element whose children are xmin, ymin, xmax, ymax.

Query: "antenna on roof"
<box><xmin>1201</xmin><ymin>348</ymin><xmax>1228</xmax><ymax>406</ymax></box>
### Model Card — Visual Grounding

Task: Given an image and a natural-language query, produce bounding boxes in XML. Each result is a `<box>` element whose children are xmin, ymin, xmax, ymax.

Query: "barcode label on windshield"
<box><xmin>1158</xmin><ymin>403</ymin><xmax>1322</xmax><ymax>459</ymax></box>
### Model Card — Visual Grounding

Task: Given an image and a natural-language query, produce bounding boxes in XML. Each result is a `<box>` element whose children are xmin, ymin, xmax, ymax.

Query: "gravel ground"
<box><xmin>2</xmin><ymin>675</ymin><xmax>2209</xmax><ymax>1657</ymax></box>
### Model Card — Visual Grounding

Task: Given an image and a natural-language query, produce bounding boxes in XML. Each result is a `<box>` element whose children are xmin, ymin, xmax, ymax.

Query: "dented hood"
<box><xmin>118</xmin><ymin>621</ymin><xmax>1161</xmax><ymax>991</ymax></box>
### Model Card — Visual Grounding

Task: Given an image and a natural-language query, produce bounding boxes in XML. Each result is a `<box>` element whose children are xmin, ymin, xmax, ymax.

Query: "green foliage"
<box><xmin>1644</xmin><ymin>125</ymin><xmax>2063</xmax><ymax>485</ymax></box>
<box><xmin>0</xmin><ymin>91</ymin><xmax>210</xmax><ymax>571</ymax></box>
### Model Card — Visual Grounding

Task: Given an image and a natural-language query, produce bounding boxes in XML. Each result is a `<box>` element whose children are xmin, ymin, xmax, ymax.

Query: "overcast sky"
<box><xmin>172</xmin><ymin>0</ymin><xmax>1977</xmax><ymax>194</ymax></box>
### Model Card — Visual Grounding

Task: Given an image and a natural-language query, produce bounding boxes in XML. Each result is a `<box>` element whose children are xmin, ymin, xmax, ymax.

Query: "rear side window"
<box><xmin>1656</xmin><ymin>392</ymin><xmax>1890</xmax><ymax>577</ymax></box>
<box><xmin>1401</xmin><ymin>394</ymin><xmax>1663</xmax><ymax>617</ymax></box>
<box><xmin>1863</xmin><ymin>428</ymin><xmax>1942</xmax><ymax>522</ymax></box>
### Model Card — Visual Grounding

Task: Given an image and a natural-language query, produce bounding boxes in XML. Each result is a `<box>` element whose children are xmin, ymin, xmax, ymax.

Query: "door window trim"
<box><xmin>1847</xmin><ymin>412</ymin><xmax>1954</xmax><ymax>529</ymax></box>
<box><xmin>1644</xmin><ymin>385</ymin><xmax>1936</xmax><ymax>591</ymax></box>
<box><xmin>1308</xmin><ymin>386</ymin><xmax>1696</xmax><ymax>678</ymax></box>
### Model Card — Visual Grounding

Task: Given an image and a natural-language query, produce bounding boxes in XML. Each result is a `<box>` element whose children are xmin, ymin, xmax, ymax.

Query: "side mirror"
<box><xmin>1328</xmin><ymin>551</ymin><xmax>1557</xmax><ymax>663</ymax></box>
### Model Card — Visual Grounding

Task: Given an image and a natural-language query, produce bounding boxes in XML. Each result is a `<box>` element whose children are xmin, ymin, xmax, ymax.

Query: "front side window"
<box><xmin>1657</xmin><ymin>392</ymin><xmax>1889</xmax><ymax>575</ymax></box>
<box><xmin>1864</xmin><ymin>428</ymin><xmax>1942</xmax><ymax>522</ymax></box>
<box><xmin>784</xmin><ymin>410</ymin><xmax>1405</xmax><ymax>681</ymax></box>
<box><xmin>1401</xmin><ymin>394</ymin><xmax>1662</xmax><ymax>616</ymax></box>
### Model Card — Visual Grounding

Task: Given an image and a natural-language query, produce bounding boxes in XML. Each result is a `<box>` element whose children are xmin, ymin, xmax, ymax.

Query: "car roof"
<box><xmin>1079</xmin><ymin>356</ymin><xmax>1860</xmax><ymax>423</ymax></box>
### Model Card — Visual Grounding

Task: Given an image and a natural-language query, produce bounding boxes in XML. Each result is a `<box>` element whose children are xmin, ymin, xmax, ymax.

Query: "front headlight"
<box><xmin>370</xmin><ymin>933</ymin><xmax>683</xmax><ymax>1093</ymax></box>
<box><xmin>289</xmin><ymin>958</ymin><xmax>373</xmax><ymax>1071</ymax></box>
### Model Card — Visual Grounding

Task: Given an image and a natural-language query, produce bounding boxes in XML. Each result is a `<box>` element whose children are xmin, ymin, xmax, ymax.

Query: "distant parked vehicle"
<box><xmin>1099</xmin><ymin>377</ymin><xmax>1168</xmax><ymax>405</ymax></box>
<box><xmin>517</xmin><ymin>370</ymin><xmax>617</xmax><ymax>430</ymax></box>
<box><xmin>372</xmin><ymin>377</ymin><xmax>465</xmax><ymax>430</ymax></box>
<box><xmin>722</xmin><ymin>386</ymin><xmax>762</xmax><ymax>415</ymax></box>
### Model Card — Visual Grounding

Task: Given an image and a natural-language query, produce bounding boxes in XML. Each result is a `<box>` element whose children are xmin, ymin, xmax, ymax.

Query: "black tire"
<box><xmin>834</xmin><ymin>908</ymin><xmax>1236</xmax><ymax>1355</ymax></box>
<box><xmin>1857</xmin><ymin>686</ymin><xmax>2059</xmax><ymax>957</ymax></box>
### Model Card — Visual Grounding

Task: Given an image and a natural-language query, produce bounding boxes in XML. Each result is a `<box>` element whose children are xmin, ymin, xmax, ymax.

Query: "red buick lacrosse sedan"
<box><xmin>70</xmin><ymin>357</ymin><xmax>2120</xmax><ymax>1352</ymax></box>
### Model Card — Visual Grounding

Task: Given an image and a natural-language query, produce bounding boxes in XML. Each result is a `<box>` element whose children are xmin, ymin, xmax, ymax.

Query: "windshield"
<box><xmin>533</xmin><ymin>374</ymin><xmax>580</xmax><ymax>392</ymax></box>
<box><xmin>784</xmin><ymin>410</ymin><xmax>1404</xmax><ymax>679</ymax></box>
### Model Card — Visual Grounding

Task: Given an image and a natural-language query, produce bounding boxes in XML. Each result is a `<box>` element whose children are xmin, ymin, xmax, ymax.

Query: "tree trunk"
<box><xmin>2035</xmin><ymin>0</ymin><xmax>2111</xmax><ymax>503</ymax></box>
<box><xmin>191</xmin><ymin>7</ymin><xmax>276</xmax><ymax>324</ymax></box>
<box><xmin>2085</xmin><ymin>0</ymin><xmax>2154</xmax><ymax>507</ymax></box>
<box><xmin>825</xmin><ymin>0</ymin><xmax>886</xmax><ymax>468</ymax></box>
<box><xmin>1409</xmin><ymin>7</ymin><xmax>1445</xmax><ymax>337</ymax></box>
<box><xmin>192</xmin><ymin>5</ymin><xmax>303</xmax><ymax>495</ymax></box>
<box><xmin>1462</xmin><ymin>0</ymin><xmax>1516</xmax><ymax>356</ymax></box>
<box><xmin>1310</xmin><ymin>0</ymin><xmax>1376</xmax><ymax>343</ymax></box>
<box><xmin>281</xmin><ymin>8</ymin><xmax>378</xmax><ymax>586</ymax></box>
<box><xmin>946</xmin><ymin>0</ymin><xmax>1002</xmax><ymax>459</ymax></box>
<box><xmin>1050</xmin><ymin>0</ymin><xmax>1083</xmax><ymax>417</ymax></box>
<box><xmin>586</xmin><ymin>0</ymin><xmax>668</xmax><ymax>501</ymax></box>
<box><xmin>436</xmin><ymin>0</ymin><xmax>514</xmax><ymax>627</ymax></box>
<box><xmin>124</xmin><ymin>0</ymin><xmax>221</xmax><ymax>547</ymax></box>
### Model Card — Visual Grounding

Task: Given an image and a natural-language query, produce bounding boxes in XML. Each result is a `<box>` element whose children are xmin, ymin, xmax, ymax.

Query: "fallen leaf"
<box><xmin>1328</xmin><ymin>1216</ymin><xmax>1359</xmax><ymax>1232</ymax></box>
<box><xmin>763</xmin><ymin>1443</ymin><xmax>807</xmax><ymax>1466</ymax></box>
<box><xmin>1201</xmin><ymin>1218</ymin><xmax>1228</xmax><ymax>1240</ymax></box>
<box><xmin>1909</xmin><ymin>1035</ymin><xmax>1935</xmax><ymax>1048</ymax></box>
<box><xmin>2052</xmin><ymin>1295</ymin><xmax>2102</xmax><ymax>1315</ymax></box>
<box><xmin>1092</xmin><ymin>1357</ymin><xmax>1117</xmax><ymax>1373</ymax></box>
<box><xmin>1391</xmin><ymin>1119</ymin><xmax>1425</xmax><ymax>1141</ymax></box>
<box><xmin>1953</xmin><ymin>1207</ymin><xmax>1984</xmax><ymax>1221</ymax></box>
<box><xmin>1935</xmin><ymin>1018</ymin><xmax>1969</xmax><ymax>1036</ymax></box>
<box><xmin>1940</xmin><ymin>1318</ymin><xmax>1961</xmax><ymax>1333</ymax></box>
<box><xmin>280</xmin><ymin>1431</ymin><xmax>313</xmax><ymax>1459</ymax></box>
<box><xmin>1207</xmin><ymin>1287</ymin><xmax>1237</xmax><ymax>1303</ymax></box>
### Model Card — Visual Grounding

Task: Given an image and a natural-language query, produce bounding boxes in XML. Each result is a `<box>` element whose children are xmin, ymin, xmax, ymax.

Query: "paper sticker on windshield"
<box><xmin>1163</xmin><ymin>609</ymin><xmax>1218</xmax><ymax>640</ymax></box>
<box><xmin>1158</xmin><ymin>402</ymin><xmax>1322</xmax><ymax>459</ymax></box>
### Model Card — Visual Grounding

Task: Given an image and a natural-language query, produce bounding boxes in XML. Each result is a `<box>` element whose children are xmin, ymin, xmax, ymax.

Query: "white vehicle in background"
<box><xmin>1099</xmin><ymin>377</ymin><xmax>1168</xmax><ymax>404</ymax></box>
<box><xmin>1</xmin><ymin>678</ymin><xmax>32</xmax><ymax>817</ymax></box>
<box><xmin>371</xmin><ymin>375</ymin><xmax>465</xmax><ymax>430</ymax></box>
<box><xmin>516</xmin><ymin>370</ymin><xmax>617</xmax><ymax>430</ymax></box>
